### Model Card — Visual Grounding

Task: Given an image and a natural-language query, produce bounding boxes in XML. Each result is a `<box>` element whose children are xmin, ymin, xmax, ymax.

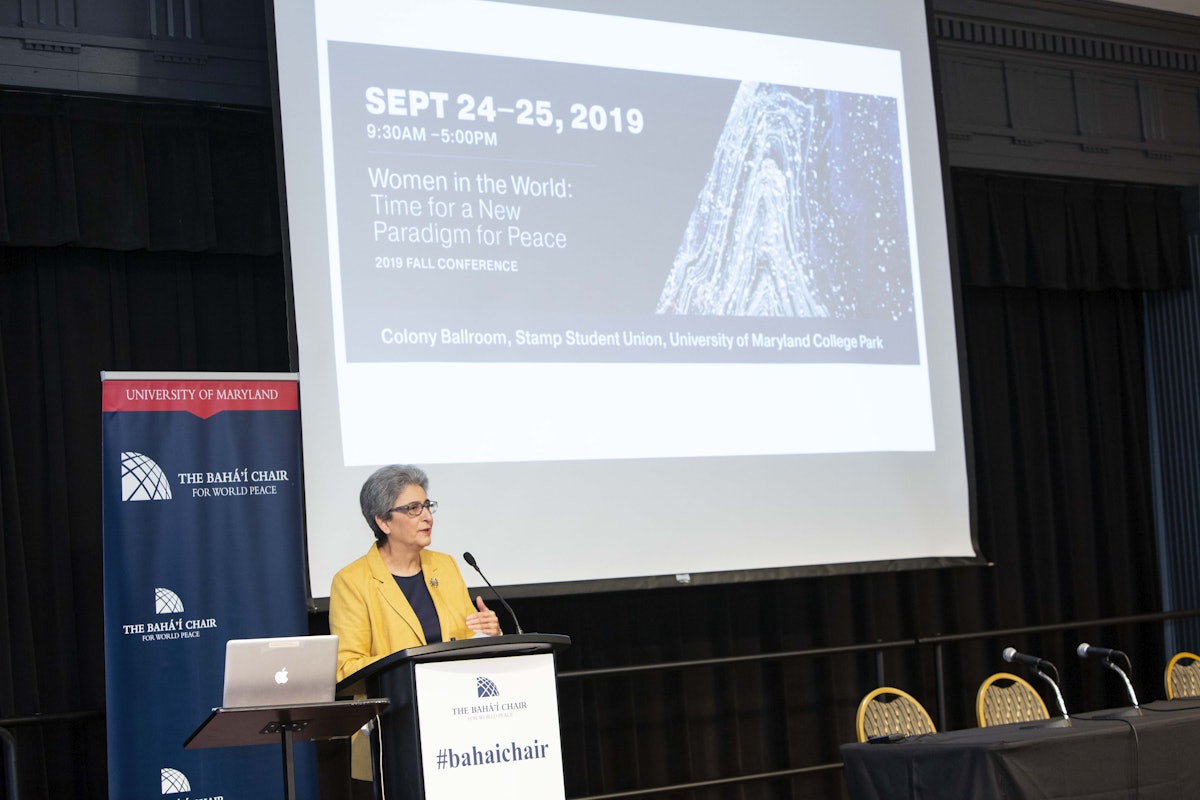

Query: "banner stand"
<box><xmin>102</xmin><ymin>371</ymin><xmax>315</xmax><ymax>800</ymax></box>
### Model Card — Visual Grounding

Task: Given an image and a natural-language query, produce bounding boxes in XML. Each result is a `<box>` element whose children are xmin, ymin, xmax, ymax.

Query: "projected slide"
<box><xmin>273</xmin><ymin>0</ymin><xmax>976</xmax><ymax>596</ymax></box>
<box><xmin>309</xmin><ymin>3</ymin><xmax>936</xmax><ymax>467</ymax></box>
<box><xmin>329</xmin><ymin>45</ymin><xmax>917</xmax><ymax>366</ymax></box>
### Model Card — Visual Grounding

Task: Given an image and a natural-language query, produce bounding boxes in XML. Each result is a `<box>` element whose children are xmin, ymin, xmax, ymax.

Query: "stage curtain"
<box><xmin>0</xmin><ymin>246</ymin><xmax>289</xmax><ymax>799</ymax></box>
<box><xmin>0</xmin><ymin>93</ymin><xmax>280</xmax><ymax>255</ymax></box>
<box><xmin>953</xmin><ymin>170</ymin><xmax>1188</xmax><ymax>290</ymax></box>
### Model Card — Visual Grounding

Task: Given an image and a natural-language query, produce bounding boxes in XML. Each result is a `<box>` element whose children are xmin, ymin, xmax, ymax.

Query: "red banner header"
<box><xmin>102</xmin><ymin>380</ymin><xmax>298</xmax><ymax>418</ymax></box>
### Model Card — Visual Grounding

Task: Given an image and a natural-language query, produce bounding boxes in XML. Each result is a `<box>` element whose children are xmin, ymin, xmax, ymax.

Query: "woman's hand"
<box><xmin>466</xmin><ymin>595</ymin><xmax>502</xmax><ymax>636</ymax></box>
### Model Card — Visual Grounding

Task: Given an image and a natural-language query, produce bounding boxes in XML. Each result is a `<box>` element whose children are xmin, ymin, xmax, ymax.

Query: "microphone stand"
<box><xmin>1104</xmin><ymin>658</ymin><xmax>1139</xmax><ymax>708</ymax></box>
<box><xmin>1101</xmin><ymin>656</ymin><xmax>1141</xmax><ymax>715</ymax></box>
<box><xmin>1034</xmin><ymin>664</ymin><xmax>1070</xmax><ymax>723</ymax></box>
<box><xmin>463</xmin><ymin>553</ymin><xmax>524</xmax><ymax>634</ymax></box>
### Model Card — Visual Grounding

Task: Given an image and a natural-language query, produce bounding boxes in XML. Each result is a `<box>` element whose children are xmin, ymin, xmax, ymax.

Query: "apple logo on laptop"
<box><xmin>275</xmin><ymin>667</ymin><xmax>289</xmax><ymax>685</ymax></box>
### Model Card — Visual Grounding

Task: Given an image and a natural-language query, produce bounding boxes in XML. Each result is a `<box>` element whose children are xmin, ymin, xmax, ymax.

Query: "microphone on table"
<box><xmin>1002</xmin><ymin>647</ymin><xmax>1053</xmax><ymax>669</ymax></box>
<box><xmin>1002</xmin><ymin>647</ymin><xmax>1070</xmax><ymax>720</ymax></box>
<box><xmin>1076</xmin><ymin>643</ymin><xmax>1124</xmax><ymax>661</ymax></box>
<box><xmin>463</xmin><ymin>552</ymin><xmax>524</xmax><ymax>634</ymax></box>
<box><xmin>1078</xmin><ymin>643</ymin><xmax>1139</xmax><ymax>708</ymax></box>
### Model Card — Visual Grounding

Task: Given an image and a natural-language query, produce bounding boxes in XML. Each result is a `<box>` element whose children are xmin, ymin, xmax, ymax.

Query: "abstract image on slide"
<box><xmin>658</xmin><ymin>82</ymin><xmax>913</xmax><ymax>320</ymax></box>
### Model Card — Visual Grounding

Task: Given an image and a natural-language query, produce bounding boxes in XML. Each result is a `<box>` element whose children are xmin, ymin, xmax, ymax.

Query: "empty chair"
<box><xmin>976</xmin><ymin>672</ymin><xmax>1049</xmax><ymax>726</ymax></box>
<box><xmin>855</xmin><ymin>687</ymin><xmax>937</xmax><ymax>742</ymax></box>
<box><xmin>1165</xmin><ymin>652</ymin><xmax>1200</xmax><ymax>699</ymax></box>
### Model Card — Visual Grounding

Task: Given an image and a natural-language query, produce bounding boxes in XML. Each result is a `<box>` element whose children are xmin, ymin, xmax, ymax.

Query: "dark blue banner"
<box><xmin>102</xmin><ymin>375</ymin><xmax>316</xmax><ymax>800</ymax></box>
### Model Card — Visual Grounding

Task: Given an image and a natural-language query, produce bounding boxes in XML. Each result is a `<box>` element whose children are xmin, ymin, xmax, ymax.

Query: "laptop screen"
<box><xmin>221</xmin><ymin>634</ymin><xmax>338</xmax><ymax>708</ymax></box>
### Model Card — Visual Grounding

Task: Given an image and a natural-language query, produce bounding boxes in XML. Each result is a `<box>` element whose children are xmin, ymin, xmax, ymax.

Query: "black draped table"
<box><xmin>840</xmin><ymin>701</ymin><xmax>1200</xmax><ymax>799</ymax></box>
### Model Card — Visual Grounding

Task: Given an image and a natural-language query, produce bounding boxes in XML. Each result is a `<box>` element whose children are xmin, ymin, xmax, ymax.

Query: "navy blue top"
<box><xmin>393</xmin><ymin>571</ymin><xmax>442</xmax><ymax>644</ymax></box>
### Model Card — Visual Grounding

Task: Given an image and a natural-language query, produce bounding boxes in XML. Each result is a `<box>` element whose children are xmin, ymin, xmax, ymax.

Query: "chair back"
<box><xmin>1165</xmin><ymin>652</ymin><xmax>1200</xmax><ymax>699</ymax></box>
<box><xmin>976</xmin><ymin>671</ymin><xmax>1049</xmax><ymax>726</ymax></box>
<box><xmin>855</xmin><ymin>687</ymin><xmax>936</xmax><ymax>742</ymax></box>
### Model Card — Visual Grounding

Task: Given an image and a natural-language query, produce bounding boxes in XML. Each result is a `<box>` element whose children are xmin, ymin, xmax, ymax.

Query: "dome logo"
<box><xmin>160</xmin><ymin>767</ymin><xmax>191</xmax><ymax>794</ymax></box>
<box><xmin>154</xmin><ymin>587</ymin><xmax>184</xmax><ymax>615</ymax></box>
<box><xmin>476</xmin><ymin>676</ymin><xmax>500</xmax><ymax>698</ymax></box>
<box><xmin>121</xmin><ymin>452</ymin><xmax>173</xmax><ymax>501</ymax></box>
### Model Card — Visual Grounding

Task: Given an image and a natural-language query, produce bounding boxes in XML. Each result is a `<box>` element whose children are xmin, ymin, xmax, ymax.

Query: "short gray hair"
<box><xmin>360</xmin><ymin>464</ymin><xmax>429</xmax><ymax>545</ymax></box>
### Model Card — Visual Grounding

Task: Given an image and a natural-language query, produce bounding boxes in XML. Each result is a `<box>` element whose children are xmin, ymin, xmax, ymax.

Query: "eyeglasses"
<box><xmin>389</xmin><ymin>499</ymin><xmax>438</xmax><ymax>517</ymax></box>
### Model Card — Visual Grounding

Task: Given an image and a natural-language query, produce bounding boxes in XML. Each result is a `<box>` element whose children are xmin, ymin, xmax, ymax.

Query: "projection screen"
<box><xmin>269</xmin><ymin>0</ymin><xmax>979</xmax><ymax>599</ymax></box>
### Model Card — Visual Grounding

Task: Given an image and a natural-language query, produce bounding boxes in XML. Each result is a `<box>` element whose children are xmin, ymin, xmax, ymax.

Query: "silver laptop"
<box><xmin>221</xmin><ymin>634</ymin><xmax>338</xmax><ymax>708</ymax></box>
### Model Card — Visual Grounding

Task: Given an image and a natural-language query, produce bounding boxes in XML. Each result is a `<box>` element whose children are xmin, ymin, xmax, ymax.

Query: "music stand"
<box><xmin>185</xmin><ymin>699</ymin><xmax>389</xmax><ymax>800</ymax></box>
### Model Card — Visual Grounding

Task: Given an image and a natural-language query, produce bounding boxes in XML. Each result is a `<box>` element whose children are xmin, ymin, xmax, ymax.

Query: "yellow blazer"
<box><xmin>329</xmin><ymin>545</ymin><xmax>478</xmax><ymax>781</ymax></box>
<box><xmin>329</xmin><ymin>544</ymin><xmax>476</xmax><ymax>682</ymax></box>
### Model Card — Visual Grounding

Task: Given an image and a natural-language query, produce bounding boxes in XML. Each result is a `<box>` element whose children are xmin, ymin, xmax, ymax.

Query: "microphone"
<box><xmin>1002</xmin><ymin>647</ymin><xmax>1070</xmax><ymax>720</ymax></box>
<box><xmin>1002</xmin><ymin>647</ymin><xmax>1052</xmax><ymax>669</ymax></box>
<box><xmin>1078</xmin><ymin>643</ymin><xmax>1139</xmax><ymax>708</ymax></box>
<box><xmin>1076</xmin><ymin>643</ymin><xmax>1124</xmax><ymax>660</ymax></box>
<box><xmin>462</xmin><ymin>552</ymin><xmax>524</xmax><ymax>634</ymax></box>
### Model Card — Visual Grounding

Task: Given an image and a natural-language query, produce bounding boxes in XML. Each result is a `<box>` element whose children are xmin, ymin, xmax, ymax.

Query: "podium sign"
<box><xmin>338</xmin><ymin>635</ymin><xmax>570</xmax><ymax>800</ymax></box>
<box><xmin>414</xmin><ymin>653</ymin><xmax>565</xmax><ymax>799</ymax></box>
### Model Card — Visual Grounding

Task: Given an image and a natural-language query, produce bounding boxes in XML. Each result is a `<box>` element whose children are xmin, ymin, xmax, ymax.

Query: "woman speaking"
<box><xmin>329</xmin><ymin>464</ymin><xmax>500</xmax><ymax>789</ymax></box>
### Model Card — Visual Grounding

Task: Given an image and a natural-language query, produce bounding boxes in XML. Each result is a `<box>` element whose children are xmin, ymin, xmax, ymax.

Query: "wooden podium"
<box><xmin>337</xmin><ymin>633</ymin><xmax>571</xmax><ymax>800</ymax></box>
<box><xmin>185</xmin><ymin>698</ymin><xmax>389</xmax><ymax>800</ymax></box>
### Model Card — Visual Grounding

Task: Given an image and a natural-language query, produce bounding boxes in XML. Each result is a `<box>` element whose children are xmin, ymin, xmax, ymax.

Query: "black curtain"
<box><xmin>0</xmin><ymin>93</ymin><xmax>289</xmax><ymax>799</ymax></box>
<box><xmin>0</xmin><ymin>247</ymin><xmax>290</xmax><ymax>799</ymax></box>
<box><xmin>0</xmin><ymin>92</ymin><xmax>280</xmax><ymax>253</ymax></box>
<box><xmin>0</xmin><ymin>94</ymin><xmax>1190</xmax><ymax>799</ymax></box>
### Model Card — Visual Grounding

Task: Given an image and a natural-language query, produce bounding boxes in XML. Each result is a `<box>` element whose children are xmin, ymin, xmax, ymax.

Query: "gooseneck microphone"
<box><xmin>1077</xmin><ymin>643</ymin><xmax>1139</xmax><ymax>708</ymax></box>
<box><xmin>1002</xmin><ymin>647</ymin><xmax>1069</xmax><ymax>720</ymax></box>
<box><xmin>1002</xmin><ymin>647</ymin><xmax>1052</xmax><ymax>669</ymax></box>
<box><xmin>463</xmin><ymin>552</ymin><xmax>524</xmax><ymax>635</ymax></box>
<box><xmin>1076</xmin><ymin>643</ymin><xmax>1124</xmax><ymax>661</ymax></box>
